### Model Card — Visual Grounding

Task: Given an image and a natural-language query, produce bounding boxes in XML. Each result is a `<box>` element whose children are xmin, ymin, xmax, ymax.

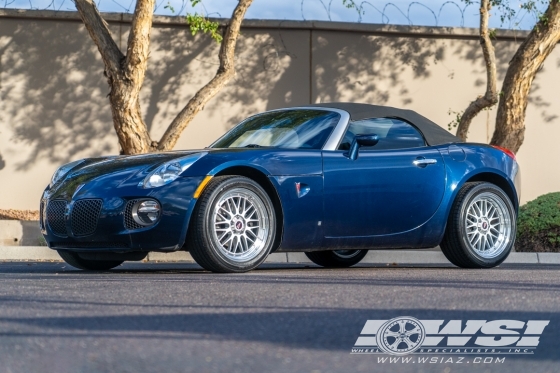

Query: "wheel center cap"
<box><xmin>479</xmin><ymin>219</ymin><xmax>489</xmax><ymax>232</ymax></box>
<box><xmin>232</xmin><ymin>216</ymin><xmax>245</xmax><ymax>232</ymax></box>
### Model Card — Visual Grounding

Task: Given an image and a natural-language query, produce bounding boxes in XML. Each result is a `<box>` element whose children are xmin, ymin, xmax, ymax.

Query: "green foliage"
<box><xmin>516</xmin><ymin>192</ymin><xmax>560</xmax><ymax>252</ymax></box>
<box><xmin>186</xmin><ymin>13</ymin><xmax>222</xmax><ymax>43</ymax></box>
<box><xmin>447</xmin><ymin>109</ymin><xmax>464</xmax><ymax>130</ymax></box>
<box><xmin>166</xmin><ymin>0</ymin><xmax>222</xmax><ymax>43</ymax></box>
<box><xmin>342</xmin><ymin>0</ymin><xmax>365</xmax><ymax>14</ymax></box>
<box><xmin>37</xmin><ymin>235</ymin><xmax>47</xmax><ymax>246</ymax></box>
<box><xmin>163</xmin><ymin>2</ymin><xmax>176</xmax><ymax>13</ymax></box>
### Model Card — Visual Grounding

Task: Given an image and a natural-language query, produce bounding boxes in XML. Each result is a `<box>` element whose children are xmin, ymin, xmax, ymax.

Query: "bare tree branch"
<box><xmin>74</xmin><ymin>0</ymin><xmax>123</xmax><ymax>77</ymax></box>
<box><xmin>455</xmin><ymin>0</ymin><xmax>497</xmax><ymax>141</ymax></box>
<box><xmin>491</xmin><ymin>0</ymin><xmax>560</xmax><ymax>153</ymax></box>
<box><xmin>75</xmin><ymin>0</ymin><xmax>154</xmax><ymax>154</ymax></box>
<box><xmin>157</xmin><ymin>0</ymin><xmax>254</xmax><ymax>151</ymax></box>
<box><xmin>124</xmin><ymin>0</ymin><xmax>155</xmax><ymax>91</ymax></box>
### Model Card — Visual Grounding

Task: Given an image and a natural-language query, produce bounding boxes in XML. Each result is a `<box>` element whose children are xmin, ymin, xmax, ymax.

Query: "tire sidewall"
<box><xmin>457</xmin><ymin>183</ymin><xmax>516</xmax><ymax>267</ymax></box>
<box><xmin>200</xmin><ymin>177</ymin><xmax>276</xmax><ymax>271</ymax></box>
<box><xmin>331</xmin><ymin>250</ymin><xmax>368</xmax><ymax>265</ymax></box>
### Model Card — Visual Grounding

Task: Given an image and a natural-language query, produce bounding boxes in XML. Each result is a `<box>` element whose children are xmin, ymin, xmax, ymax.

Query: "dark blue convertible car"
<box><xmin>40</xmin><ymin>103</ymin><xmax>520</xmax><ymax>272</ymax></box>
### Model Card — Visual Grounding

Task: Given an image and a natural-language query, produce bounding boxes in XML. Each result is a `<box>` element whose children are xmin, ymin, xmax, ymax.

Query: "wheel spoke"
<box><xmin>473</xmin><ymin>202</ymin><xmax>482</xmax><ymax>217</ymax></box>
<box><xmin>487</xmin><ymin>233</ymin><xmax>496</xmax><ymax>247</ymax></box>
<box><xmin>218</xmin><ymin>208</ymin><xmax>230</xmax><ymax>220</ymax></box>
<box><xmin>246</xmin><ymin>229</ymin><xmax>258</xmax><ymax>239</ymax></box>
<box><xmin>244</xmin><ymin>233</ymin><xmax>255</xmax><ymax>244</ymax></box>
<box><xmin>472</xmin><ymin>233</ymin><xmax>481</xmax><ymax>248</ymax></box>
<box><xmin>388</xmin><ymin>338</ymin><xmax>402</xmax><ymax>349</ymax></box>
<box><xmin>402</xmin><ymin>336</ymin><xmax>414</xmax><ymax>348</ymax></box>
<box><xmin>235</xmin><ymin>197</ymin><xmax>242</xmax><ymax>214</ymax></box>
<box><xmin>221</xmin><ymin>233</ymin><xmax>233</xmax><ymax>247</ymax></box>
<box><xmin>405</xmin><ymin>327</ymin><xmax>420</xmax><ymax>336</ymax></box>
<box><xmin>469</xmin><ymin>231</ymin><xmax>479</xmax><ymax>244</ymax></box>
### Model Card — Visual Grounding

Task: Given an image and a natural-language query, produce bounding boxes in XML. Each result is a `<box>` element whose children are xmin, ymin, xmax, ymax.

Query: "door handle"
<box><xmin>413</xmin><ymin>158</ymin><xmax>437</xmax><ymax>167</ymax></box>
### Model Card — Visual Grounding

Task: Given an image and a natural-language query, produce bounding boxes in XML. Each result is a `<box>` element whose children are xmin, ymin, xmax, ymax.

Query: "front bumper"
<box><xmin>41</xmin><ymin>175</ymin><xmax>205</xmax><ymax>252</ymax></box>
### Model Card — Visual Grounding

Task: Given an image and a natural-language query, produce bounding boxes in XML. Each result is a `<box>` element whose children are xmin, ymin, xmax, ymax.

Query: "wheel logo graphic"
<box><xmin>376</xmin><ymin>317</ymin><xmax>426</xmax><ymax>355</ymax></box>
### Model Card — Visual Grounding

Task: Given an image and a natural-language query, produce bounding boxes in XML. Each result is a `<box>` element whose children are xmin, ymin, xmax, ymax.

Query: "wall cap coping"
<box><xmin>0</xmin><ymin>8</ymin><xmax>530</xmax><ymax>40</ymax></box>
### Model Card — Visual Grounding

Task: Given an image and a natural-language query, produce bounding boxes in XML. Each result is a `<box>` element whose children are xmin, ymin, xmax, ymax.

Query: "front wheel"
<box><xmin>57</xmin><ymin>250</ymin><xmax>124</xmax><ymax>270</ymax></box>
<box><xmin>188</xmin><ymin>176</ymin><xmax>277</xmax><ymax>273</ymax></box>
<box><xmin>440</xmin><ymin>182</ymin><xmax>516</xmax><ymax>268</ymax></box>
<box><xmin>305</xmin><ymin>249</ymin><xmax>368</xmax><ymax>268</ymax></box>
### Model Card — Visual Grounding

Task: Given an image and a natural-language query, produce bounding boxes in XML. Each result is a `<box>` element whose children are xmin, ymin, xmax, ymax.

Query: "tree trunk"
<box><xmin>157</xmin><ymin>0</ymin><xmax>254</xmax><ymax>151</ymax></box>
<box><xmin>75</xmin><ymin>0</ymin><xmax>154</xmax><ymax>155</ymax></box>
<box><xmin>491</xmin><ymin>1</ymin><xmax>560</xmax><ymax>153</ymax></box>
<box><xmin>76</xmin><ymin>0</ymin><xmax>253</xmax><ymax>154</ymax></box>
<box><xmin>455</xmin><ymin>0</ymin><xmax>498</xmax><ymax>141</ymax></box>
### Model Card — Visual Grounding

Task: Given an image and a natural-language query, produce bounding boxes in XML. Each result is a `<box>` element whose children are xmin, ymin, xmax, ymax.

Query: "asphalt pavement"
<box><xmin>0</xmin><ymin>262</ymin><xmax>558</xmax><ymax>373</ymax></box>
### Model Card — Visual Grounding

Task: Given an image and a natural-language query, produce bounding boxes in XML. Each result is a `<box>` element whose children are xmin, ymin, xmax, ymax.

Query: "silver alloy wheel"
<box><xmin>333</xmin><ymin>250</ymin><xmax>362</xmax><ymax>259</ymax></box>
<box><xmin>464</xmin><ymin>192</ymin><xmax>512</xmax><ymax>259</ymax></box>
<box><xmin>211</xmin><ymin>187</ymin><xmax>270</xmax><ymax>263</ymax></box>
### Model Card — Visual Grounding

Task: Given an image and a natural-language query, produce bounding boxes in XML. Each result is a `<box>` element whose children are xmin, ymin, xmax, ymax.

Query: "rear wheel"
<box><xmin>305</xmin><ymin>249</ymin><xmax>368</xmax><ymax>268</ymax></box>
<box><xmin>440</xmin><ymin>182</ymin><xmax>516</xmax><ymax>268</ymax></box>
<box><xmin>57</xmin><ymin>250</ymin><xmax>124</xmax><ymax>271</ymax></box>
<box><xmin>188</xmin><ymin>176</ymin><xmax>277</xmax><ymax>273</ymax></box>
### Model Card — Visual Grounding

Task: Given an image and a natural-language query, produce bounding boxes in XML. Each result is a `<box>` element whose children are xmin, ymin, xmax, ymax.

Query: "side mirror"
<box><xmin>345</xmin><ymin>134</ymin><xmax>379</xmax><ymax>160</ymax></box>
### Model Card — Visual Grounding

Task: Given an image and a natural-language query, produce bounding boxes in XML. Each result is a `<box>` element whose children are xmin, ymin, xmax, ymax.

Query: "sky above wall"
<box><xmin>1</xmin><ymin>0</ymin><xmax>546</xmax><ymax>30</ymax></box>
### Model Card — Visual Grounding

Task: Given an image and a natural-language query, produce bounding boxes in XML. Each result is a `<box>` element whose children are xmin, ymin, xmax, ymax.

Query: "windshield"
<box><xmin>210</xmin><ymin>109</ymin><xmax>341</xmax><ymax>149</ymax></box>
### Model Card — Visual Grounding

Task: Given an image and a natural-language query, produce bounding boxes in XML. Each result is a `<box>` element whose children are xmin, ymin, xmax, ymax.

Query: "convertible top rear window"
<box><xmin>211</xmin><ymin>109</ymin><xmax>340</xmax><ymax>150</ymax></box>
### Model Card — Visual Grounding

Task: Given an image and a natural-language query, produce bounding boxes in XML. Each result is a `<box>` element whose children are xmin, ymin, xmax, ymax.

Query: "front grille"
<box><xmin>46</xmin><ymin>200</ymin><xmax>68</xmax><ymax>236</ymax></box>
<box><xmin>71</xmin><ymin>199</ymin><xmax>103</xmax><ymax>236</ymax></box>
<box><xmin>124</xmin><ymin>199</ymin><xmax>144</xmax><ymax>230</ymax></box>
<box><xmin>51</xmin><ymin>241</ymin><xmax>129</xmax><ymax>249</ymax></box>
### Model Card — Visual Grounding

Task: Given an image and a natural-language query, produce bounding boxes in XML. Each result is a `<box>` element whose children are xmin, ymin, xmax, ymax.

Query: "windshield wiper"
<box><xmin>242</xmin><ymin>144</ymin><xmax>265</xmax><ymax>148</ymax></box>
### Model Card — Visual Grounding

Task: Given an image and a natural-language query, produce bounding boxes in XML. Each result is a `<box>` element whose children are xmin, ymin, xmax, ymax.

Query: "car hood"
<box><xmin>47</xmin><ymin>150</ymin><xmax>205</xmax><ymax>199</ymax></box>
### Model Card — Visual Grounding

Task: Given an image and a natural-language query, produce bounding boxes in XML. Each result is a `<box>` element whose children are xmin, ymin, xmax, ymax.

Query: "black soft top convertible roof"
<box><xmin>309</xmin><ymin>102</ymin><xmax>462</xmax><ymax>146</ymax></box>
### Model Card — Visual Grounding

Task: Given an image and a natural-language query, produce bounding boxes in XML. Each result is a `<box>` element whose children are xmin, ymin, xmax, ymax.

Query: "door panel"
<box><xmin>323</xmin><ymin>148</ymin><xmax>446</xmax><ymax>237</ymax></box>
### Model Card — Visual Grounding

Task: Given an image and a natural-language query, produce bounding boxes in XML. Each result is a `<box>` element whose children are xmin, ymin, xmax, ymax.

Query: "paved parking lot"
<box><xmin>0</xmin><ymin>262</ymin><xmax>558</xmax><ymax>373</ymax></box>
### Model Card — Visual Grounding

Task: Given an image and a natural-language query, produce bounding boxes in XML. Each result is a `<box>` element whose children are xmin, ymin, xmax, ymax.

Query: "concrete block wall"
<box><xmin>0</xmin><ymin>9</ymin><xmax>558</xmax><ymax>211</ymax></box>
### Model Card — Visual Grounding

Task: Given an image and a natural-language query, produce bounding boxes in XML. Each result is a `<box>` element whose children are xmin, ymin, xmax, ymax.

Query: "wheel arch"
<box><xmin>435</xmin><ymin>170</ymin><xmax>518</xmax><ymax>247</ymax></box>
<box><xmin>212</xmin><ymin>166</ymin><xmax>284</xmax><ymax>252</ymax></box>
<box><xmin>463</xmin><ymin>171</ymin><xmax>518</xmax><ymax>211</ymax></box>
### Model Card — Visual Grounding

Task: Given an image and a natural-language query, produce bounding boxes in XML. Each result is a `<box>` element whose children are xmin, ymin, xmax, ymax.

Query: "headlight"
<box><xmin>140</xmin><ymin>152</ymin><xmax>206</xmax><ymax>189</ymax></box>
<box><xmin>50</xmin><ymin>159</ymin><xmax>85</xmax><ymax>187</ymax></box>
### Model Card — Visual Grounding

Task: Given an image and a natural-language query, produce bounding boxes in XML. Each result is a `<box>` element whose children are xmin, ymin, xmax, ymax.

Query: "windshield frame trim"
<box><xmin>208</xmin><ymin>107</ymin><xmax>350</xmax><ymax>151</ymax></box>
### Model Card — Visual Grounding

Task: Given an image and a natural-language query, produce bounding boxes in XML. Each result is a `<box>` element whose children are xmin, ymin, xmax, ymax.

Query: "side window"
<box><xmin>338</xmin><ymin>118</ymin><xmax>425</xmax><ymax>151</ymax></box>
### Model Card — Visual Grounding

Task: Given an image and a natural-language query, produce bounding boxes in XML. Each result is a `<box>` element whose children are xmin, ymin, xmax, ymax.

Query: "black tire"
<box><xmin>188</xmin><ymin>176</ymin><xmax>277</xmax><ymax>273</ymax></box>
<box><xmin>57</xmin><ymin>250</ymin><xmax>124</xmax><ymax>271</ymax></box>
<box><xmin>305</xmin><ymin>249</ymin><xmax>368</xmax><ymax>268</ymax></box>
<box><xmin>440</xmin><ymin>182</ymin><xmax>516</xmax><ymax>268</ymax></box>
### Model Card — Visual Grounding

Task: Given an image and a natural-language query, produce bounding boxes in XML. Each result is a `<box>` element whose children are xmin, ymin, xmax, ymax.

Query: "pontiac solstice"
<box><xmin>40</xmin><ymin>103</ymin><xmax>520</xmax><ymax>272</ymax></box>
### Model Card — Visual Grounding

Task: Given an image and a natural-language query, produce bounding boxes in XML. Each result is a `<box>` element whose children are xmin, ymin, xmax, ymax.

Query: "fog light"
<box><xmin>132</xmin><ymin>200</ymin><xmax>161</xmax><ymax>226</ymax></box>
